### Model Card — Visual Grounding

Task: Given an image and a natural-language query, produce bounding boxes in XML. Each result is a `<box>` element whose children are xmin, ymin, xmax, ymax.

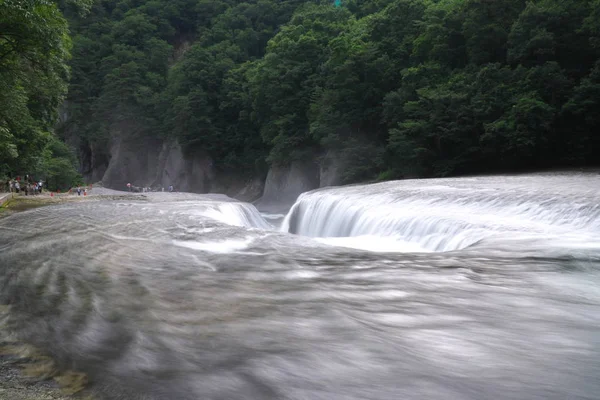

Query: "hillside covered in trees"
<box><xmin>0</xmin><ymin>0</ymin><xmax>91</xmax><ymax>190</ymax></box>
<box><xmin>3</xmin><ymin>0</ymin><xmax>600</xmax><ymax>190</ymax></box>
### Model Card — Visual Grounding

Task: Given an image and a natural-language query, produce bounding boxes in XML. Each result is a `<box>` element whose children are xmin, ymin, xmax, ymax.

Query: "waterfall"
<box><xmin>281</xmin><ymin>174</ymin><xmax>600</xmax><ymax>252</ymax></box>
<box><xmin>2</xmin><ymin>173</ymin><xmax>600</xmax><ymax>400</ymax></box>
<box><xmin>198</xmin><ymin>202</ymin><xmax>273</xmax><ymax>229</ymax></box>
<box><xmin>164</xmin><ymin>197</ymin><xmax>272</xmax><ymax>230</ymax></box>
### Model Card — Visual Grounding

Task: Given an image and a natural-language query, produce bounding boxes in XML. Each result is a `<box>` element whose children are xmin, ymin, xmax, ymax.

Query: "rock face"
<box><xmin>80</xmin><ymin>129</ymin><xmax>264</xmax><ymax>201</ymax></box>
<box><xmin>79</xmin><ymin>142</ymin><xmax>108</xmax><ymax>183</ymax></box>
<box><xmin>253</xmin><ymin>152</ymin><xmax>347</xmax><ymax>210</ymax></box>
<box><xmin>255</xmin><ymin>160</ymin><xmax>321</xmax><ymax>211</ymax></box>
<box><xmin>101</xmin><ymin>123</ymin><xmax>163</xmax><ymax>190</ymax></box>
<box><xmin>211</xmin><ymin>173</ymin><xmax>265</xmax><ymax>203</ymax></box>
<box><xmin>155</xmin><ymin>141</ymin><xmax>213</xmax><ymax>193</ymax></box>
<box><xmin>70</xmin><ymin>116</ymin><xmax>345</xmax><ymax>204</ymax></box>
<box><xmin>319</xmin><ymin>151</ymin><xmax>344</xmax><ymax>188</ymax></box>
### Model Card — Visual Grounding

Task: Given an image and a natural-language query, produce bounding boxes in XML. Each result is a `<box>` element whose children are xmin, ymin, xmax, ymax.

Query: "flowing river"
<box><xmin>1</xmin><ymin>173</ymin><xmax>599</xmax><ymax>399</ymax></box>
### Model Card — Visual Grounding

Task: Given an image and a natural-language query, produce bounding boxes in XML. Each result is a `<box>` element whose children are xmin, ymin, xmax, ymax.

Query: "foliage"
<box><xmin>0</xmin><ymin>0</ymin><xmax>82</xmax><ymax>186</ymax></box>
<box><xmin>47</xmin><ymin>0</ymin><xmax>600</xmax><ymax>184</ymax></box>
<box><xmin>39</xmin><ymin>137</ymin><xmax>83</xmax><ymax>190</ymax></box>
<box><xmin>250</xmin><ymin>3</ymin><xmax>354</xmax><ymax>162</ymax></box>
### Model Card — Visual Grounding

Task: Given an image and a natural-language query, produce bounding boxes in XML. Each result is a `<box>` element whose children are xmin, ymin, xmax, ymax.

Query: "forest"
<box><xmin>2</xmin><ymin>0</ymin><xmax>600</xmax><ymax>188</ymax></box>
<box><xmin>0</xmin><ymin>0</ymin><xmax>93</xmax><ymax>190</ymax></box>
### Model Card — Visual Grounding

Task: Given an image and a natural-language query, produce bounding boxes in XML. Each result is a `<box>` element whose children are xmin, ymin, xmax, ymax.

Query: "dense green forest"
<box><xmin>0</xmin><ymin>0</ymin><xmax>91</xmax><ymax>190</ymax></box>
<box><xmin>3</xmin><ymin>0</ymin><xmax>600</xmax><ymax>188</ymax></box>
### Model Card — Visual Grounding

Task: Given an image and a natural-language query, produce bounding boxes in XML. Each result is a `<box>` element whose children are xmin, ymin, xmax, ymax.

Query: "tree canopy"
<box><xmin>5</xmin><ymin>0</ymin><xmax>600</xmax><ymax>188</ymax></box>
<box><xmin>0</xmin><ymin>0</ymin><xmax>84</xmax><ymax>189</ymax></box>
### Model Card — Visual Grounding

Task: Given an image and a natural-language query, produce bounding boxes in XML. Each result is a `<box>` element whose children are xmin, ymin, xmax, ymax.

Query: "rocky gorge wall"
<box><xmin>76</xmin><ymin>128</ymin><xmax>346</xmax><ymax>206</ymax></box>
<box><xmin>254</xmin><ymin>151</ymin><xmax>344</xmax><ymax>211</ymax></box>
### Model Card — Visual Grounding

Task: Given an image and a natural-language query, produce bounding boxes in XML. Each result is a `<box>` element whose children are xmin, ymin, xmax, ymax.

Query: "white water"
<box><xmin>168</xmin><ymin>200</ymin><xmax>272</xmax><ymax>230</ymax></box>
<box><xmin>281</xmin><ymin>173</ymin><xmax>600</xmax><ymax>253</ymax></box>
<box><xmin>2</xmin><ymin>174</ymin><xmax>600</xmax><ymax>400</ymax></box>
<box><xmin>198</xmin><ymin>202</ymin><xmax>272</xmax><ymax>229</ymax></box>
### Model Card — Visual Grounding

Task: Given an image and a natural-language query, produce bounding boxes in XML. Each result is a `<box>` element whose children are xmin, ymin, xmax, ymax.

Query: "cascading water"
<box><xmin>1</xmin><ymin>174</ymin><xmax>599</xmax><ymax>400</ymax></box>
<box><xmin>281</xmin><ymin>173</ymin><xmax>600</xmax><ymax>252</ymax></box>
<box><xmin>194</xmin><ymin>201</ymin><xmax>273</xmax><ymax>229</ymax></box>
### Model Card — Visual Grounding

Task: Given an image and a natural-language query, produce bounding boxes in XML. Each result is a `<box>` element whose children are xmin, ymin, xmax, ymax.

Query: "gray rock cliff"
<box><xmin>254</xmin><ymin>153</ymin><xmax>346</xmax><ymax>211</ymax></box>
<box><xmin>67</xmin><ymin>118</ymin><xmax>345</xmax><ymax>205</ymax></box>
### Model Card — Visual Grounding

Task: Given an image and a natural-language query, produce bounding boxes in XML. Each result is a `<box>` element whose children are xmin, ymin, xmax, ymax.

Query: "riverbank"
<box><xmin>0</xmin><ymin>190</ymin><xmax>146</xmax><ymax>218</ymax></box>
<box><xmin>0</xmin><ymin>194</ymin><xmax>72</xmax><ymax>219</ymax></box>
<box><xmin>0</xmin><ymin>194</ymin><xmax>11</xmax><ymax>209</ymax></box>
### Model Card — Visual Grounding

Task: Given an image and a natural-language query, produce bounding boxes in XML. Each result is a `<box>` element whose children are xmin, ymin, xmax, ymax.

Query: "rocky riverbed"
<box><xmin>0</xmin><ymin>305</ymin><xmax>85</xmax><ymax>400</ymax></box>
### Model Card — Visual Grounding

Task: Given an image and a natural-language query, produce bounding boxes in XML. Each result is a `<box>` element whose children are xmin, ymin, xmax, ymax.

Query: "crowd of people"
<box><xmin>126</xmin><ymin>182</ymin><xmax>175</xmax><ymax>193</ymax></box>
<box><xmin>2</xmin><ymin>178</ymin><xmax>178</xmax><ymax>195</ymax></box>
<box><xmin>74</xmin><ymin>186</ymin><xmax>88</xmax><ymax>196</ymax></box>
<box><xmin>4</xmin><ymin>176</ymin><xmax>44</xmax><ymax>195</ymax></box>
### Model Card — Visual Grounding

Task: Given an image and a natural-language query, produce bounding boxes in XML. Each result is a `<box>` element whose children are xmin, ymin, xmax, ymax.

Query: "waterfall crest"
<box><xmin>199</xmin><ymin>202</ymin><xmax>272</xmax><ymax>229</ymax></box>
<box><xmin>281</xmin><ymin>174</ymin><xmax>600</xmax><ymax>252</ymax></box>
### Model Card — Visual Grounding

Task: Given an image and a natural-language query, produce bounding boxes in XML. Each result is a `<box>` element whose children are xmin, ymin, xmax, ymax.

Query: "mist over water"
<box><xmin>1</xmin><ymin>173</ymin><xmax>600</xmax><ymax>399</ymax></box>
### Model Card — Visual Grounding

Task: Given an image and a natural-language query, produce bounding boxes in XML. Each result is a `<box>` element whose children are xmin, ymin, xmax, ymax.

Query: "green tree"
<box><xmin>250</xmin><ymin>3</ymin><xmax>353</xmax><ymax>163</ymax></box>
<box><xmin>0</xmin><ymin>0</ymin><xmax>73</xmax><ymax>180</ymax></box>
<box><xmin>56</xmin><ymin>0</ymin><xmax>600</xmax><ymax>187</ymax></box>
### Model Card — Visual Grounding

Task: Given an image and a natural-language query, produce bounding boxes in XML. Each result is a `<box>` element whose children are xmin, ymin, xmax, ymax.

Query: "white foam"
<box><xmin>282</xmin><ymin>174</ymin><xmax>600</xmax><ymax>253</ymax></box>
<box><xmin>199</xmin><ymin>203</ymin><xmax>272</xmax><ymax>229</ymax></box>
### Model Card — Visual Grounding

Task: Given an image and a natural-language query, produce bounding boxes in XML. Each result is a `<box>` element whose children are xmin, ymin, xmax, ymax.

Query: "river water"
<box><xmin>0</xmin><ymin>173</ymin><xmax>599</xmax><ymax>399</ymax></box>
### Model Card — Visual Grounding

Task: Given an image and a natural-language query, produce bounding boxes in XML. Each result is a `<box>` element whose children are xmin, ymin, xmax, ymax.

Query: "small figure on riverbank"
<box><xmin>127</xmin><ymin>182</ymin><xmax>131</xmax><ymax>192</ymax></box>
<box><xmin>77</xmin><ymin>187</ymin><xmax>82</xmax><ymax>196</ymax></box>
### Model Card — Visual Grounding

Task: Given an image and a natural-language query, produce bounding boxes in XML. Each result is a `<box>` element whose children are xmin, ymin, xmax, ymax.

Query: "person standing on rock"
<box><xmin>127</xmin><ymin>182</ymin><xmax>131</xmax><ymax>192</ymax></box>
